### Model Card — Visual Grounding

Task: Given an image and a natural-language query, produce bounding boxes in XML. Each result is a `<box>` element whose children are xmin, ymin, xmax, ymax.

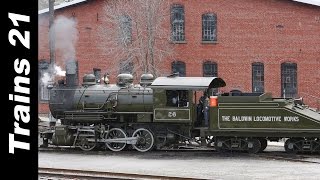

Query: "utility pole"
<box><xmin>49</xmin><ymin>0</ymin><xmax>55</xmax><ymax>72</ymax></box>
<box><xmin>48</xmin><ymin>0</ymin><xmax>56</xmax><ymax>127</ymax></box>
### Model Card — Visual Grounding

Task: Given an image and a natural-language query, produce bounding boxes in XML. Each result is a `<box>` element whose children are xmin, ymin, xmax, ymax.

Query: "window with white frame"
<box><xmin>252</xmin><ymin>62</ymin><xmax>264</xmax><ymax>93</ymax></box>
<box><xmin>202</xmin><ymin>13</ymin><xmax>217</xmax><ymax>42</ymax></box>
<box><xmin>203</xmin><ymin>61</ymin><xmax>218</xmax><ymax>77</ymax></box>
<box><xmin>171</xmin><ymin>4</ymin><xmax>185</xmax><ymax>42</ymax></box>
<box><xmin>281</xmin><ymin>62</ymin><xmax>297</xmax><ymax>98</ymax></box>
<box><xmin>172</xmin><ymin>61</ymin><xmax>186</xmax><ymax>76</ymax></box>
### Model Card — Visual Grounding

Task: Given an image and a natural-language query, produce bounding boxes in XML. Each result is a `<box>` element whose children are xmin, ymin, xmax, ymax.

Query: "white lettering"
<box><xmin>253</xmin><ymin>116</ymin><xmax>282</xmax><ymax>122</ymax></box>
<box><xmin>14</xmin><ymin>58</ymin><xmax>30</xmax><ymax>75</ymax></box>
<box><xmin>222</xmin><ymin>116</ymin><xmax>230</xmax><ymax>121</ymax></box>
<box><xmin>14</xmin><ymin>105</ymin><xmax>30</xmax><ymax>123</ymax></box>
<box><xmin>232</xmin><ymin>116</ymin><xmax>252</xmax><ymax>121</ymax></box>
<box><xmin>9</xmin><ymin>133</ymin><xmax>30</xmax><ymax>154</ymax></box>
<box><xmin>284</xmin><ymin>116</ymin><xmax>299</xmax><ymax>122</ymax></box>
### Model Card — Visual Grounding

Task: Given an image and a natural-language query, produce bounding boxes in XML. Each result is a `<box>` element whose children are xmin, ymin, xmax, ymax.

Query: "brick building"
<box><xmin>38</xmin><ymin>0</ymin><xmax>320</xmax><ymax>114</ymax></box>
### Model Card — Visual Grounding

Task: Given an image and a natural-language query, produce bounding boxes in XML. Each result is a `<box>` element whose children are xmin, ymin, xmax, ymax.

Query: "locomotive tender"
<box><xmin>40</xmin><ymin>73</ymin><xmax>320</xmax><ymax>153</ymax></box>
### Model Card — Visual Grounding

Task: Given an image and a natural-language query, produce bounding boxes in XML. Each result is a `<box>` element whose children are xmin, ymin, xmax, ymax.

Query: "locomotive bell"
<box><xmin>117</xmin><ymin>74</ymin><xmax>133</xmax><ymax>87</ymax></box>
<box><xmin>82</xmin><ymin>74</ymin><xmax>96</xmax><ymax>86</ymax></box>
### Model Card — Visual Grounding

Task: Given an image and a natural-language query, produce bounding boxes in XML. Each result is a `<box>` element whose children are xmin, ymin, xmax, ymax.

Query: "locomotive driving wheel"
<box><xmin>132</xmin><ymin>128</ymin><xmax>154</xmax><ymax>152</ymax></box>
<box><xmin>79</xmin><ymin>137</ymin><xmax>96</xmax><ymax>151</ymax></box>
<box><xmin>105</xmin><ymin>128</ymin><xmax>127</xmax><ymax>152</ymax></box>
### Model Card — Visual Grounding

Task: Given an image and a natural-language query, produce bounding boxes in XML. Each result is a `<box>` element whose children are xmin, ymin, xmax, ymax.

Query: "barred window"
<box><xmin>202</xmin><ymin>13</ymin><xmax>217</xmax><ymax>42</ymax></box>
<box><xmin>172</xmin><ymin>61</ymin><xmax>186</xmax><ymax>77</ymax></box>
<box><xmin>203</xmin><ymin>61</ymin><xmax>218</xmax><ymax>77</ymax></box>
<box><xmin>281</xmin><ymin>63</ymin><xmax>297</xmax><ymax>98</ymax></box>
<box><xmin>203</xmin><ymin>61</ymin><xmax>218</xmax><ymax>94</ymax></box>
<box><xmin>119</xmin><ymin>60</ymin><xmax>134</xmax><ymax>74</ymax></box>
<box><xmin>171</xmin><ymin>4</ymin><xmax>185</xmax><ymax>42</ymax></box>
<box><xmin>252</xmin><ymin>62</ymin><xmax>264</xmax><ymax>93</ymax></box>
<box><xmin>119</xmin><ymin>15</ymin><xmax>132</xmax><ymax>45</ymax></box>
<box><xmin>39</xmin><ymin>60</ymin><xmax>50</xmax><ymax>101</ymax></box>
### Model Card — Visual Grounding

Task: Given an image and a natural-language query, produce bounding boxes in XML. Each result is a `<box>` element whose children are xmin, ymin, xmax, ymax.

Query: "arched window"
<box><xmin>172</xmin><ymin>61</ymin><xmax>186</xmax><ymax>76</ymax></box>
<box><xmin>171</xmin><ymin>4</ymin><xmax>185</xmax><ymax>41</ymax></box>
<box><xmin>202</xmin><ymin>13</ymin><xmax>217</xmax><ymax>42</ymax></box>
<box><xmin>203</xmin><ymin>61</ymin><xmax>218</xmax><ymax>77</ymax></box>
<box><xmin>281</xmin><ymin>62</ymin><xmax>297</xmax><ymax>98</ymax></box>
<box><xmin>252</xmin><ymin>62</ymin><xmax>264</xmax><ymax>93</ymax></box>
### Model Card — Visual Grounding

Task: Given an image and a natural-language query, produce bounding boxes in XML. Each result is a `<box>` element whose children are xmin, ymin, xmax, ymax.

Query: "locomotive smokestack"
<box><xmin>65</xmin><ymin>60</ymin><xmax>78</xmax><ymax>86</ymax></box>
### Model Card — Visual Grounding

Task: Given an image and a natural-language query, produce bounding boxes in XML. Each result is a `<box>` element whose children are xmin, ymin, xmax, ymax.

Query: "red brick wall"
<box><xmin>38</xmin><ymin>0</ymin><xmax>320</xmax><ymax>113</ymax></box>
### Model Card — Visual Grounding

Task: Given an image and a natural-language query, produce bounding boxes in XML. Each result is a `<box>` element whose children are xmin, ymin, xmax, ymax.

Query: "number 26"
<box><xmin>168</xmin><ymin>112</ymin><xmax>176</xmax><ymax>118</ymax></box>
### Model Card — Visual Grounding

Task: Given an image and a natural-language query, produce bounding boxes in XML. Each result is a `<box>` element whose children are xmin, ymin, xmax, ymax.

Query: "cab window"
<box><xmin>166</xmin><ymin>90</ymin><xmax>188</xmax><ymax>107</ymax></box>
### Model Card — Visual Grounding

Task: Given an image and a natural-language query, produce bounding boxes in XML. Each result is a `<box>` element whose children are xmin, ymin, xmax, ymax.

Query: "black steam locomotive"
<box><xmin>40</xmin><ymin>72</ymin><xmax>320</xmax><ymax>153</ymax></box>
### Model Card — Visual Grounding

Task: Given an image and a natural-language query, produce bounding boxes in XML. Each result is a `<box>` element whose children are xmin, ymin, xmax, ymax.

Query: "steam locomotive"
<box><xmin>40</xmin><ymin>72</ymin><xmax>320</xmax><ymax>153</ymax></box>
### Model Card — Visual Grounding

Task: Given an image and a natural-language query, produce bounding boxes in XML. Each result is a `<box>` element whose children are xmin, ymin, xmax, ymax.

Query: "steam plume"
<box><xmin>41</xmin><ymin>16</ymin><xmax>78</xmax><ymax>85</ymax></box>
<box><xmin>52</xmin><ymin>16</ymin><xmax>78</xmax><ymax>62</ymax></box>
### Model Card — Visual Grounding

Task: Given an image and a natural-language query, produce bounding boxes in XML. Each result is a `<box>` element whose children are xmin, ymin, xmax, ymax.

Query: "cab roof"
<box><xmin>150</xmin><ymin>77</ymin><xmax>226</xmax><ymax>90</ymax></box>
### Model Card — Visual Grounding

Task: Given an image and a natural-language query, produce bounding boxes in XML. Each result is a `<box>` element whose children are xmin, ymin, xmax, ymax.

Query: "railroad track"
<box><xmin>253</xmin><ymin>152</ymin><xmax>320</xmax><ymax>164</ymax></box>
<box><xmin>39</xmin><ymin>167</ymin><xmax>203</xmax><ymax>180</ymax></box>
<box><xmin>39</xmin><ymin>148</ymin><xmax>320</xmax><ymax>166</ymax></box>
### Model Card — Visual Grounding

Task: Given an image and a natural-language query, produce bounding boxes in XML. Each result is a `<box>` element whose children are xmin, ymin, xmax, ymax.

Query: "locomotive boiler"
<box><xmin>40</xmin><ymin>73</ymin><xmax>320</xmax><ymax>154</ymax></box>
<box><xmin>49</xmin><ymin>73</ymin><xmax>153</xmax><ymax>122</ymax></box>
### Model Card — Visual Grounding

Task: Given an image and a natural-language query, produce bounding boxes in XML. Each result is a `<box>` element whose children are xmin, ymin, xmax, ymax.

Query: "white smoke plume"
<box><xmin>41</xmin><ymin>72</ymin><xmax>52</xmax><ymax>85</ymax></box>
<box><xmin>52</xmin><ymin>16</ymin><xmax>78</xmax><ymax>61</ymax></box>
<box><xmin>41</xmin><ymin>16</ymin><xmax>78</xmax><ymax>85</ymax></box>
<box><xmin>54</xmin><ymin>65</ymin><xmax>66</xmax><ymax>76</ymax></box>
<box><xmin>41</xmin><ymin>65</ymin><xmax>66</xmax><ymax>85</ymax></box>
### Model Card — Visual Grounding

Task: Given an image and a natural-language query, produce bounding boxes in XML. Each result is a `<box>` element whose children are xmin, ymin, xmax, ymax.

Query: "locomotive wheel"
<box><xmin>284</xmin><ymin>138</ymin><xmax>298</xmax><ymax>154</ymax></box>
<box><xmin>247</xmin><ymin>139</ymin><xmax>261</xmax><ymax>154</ymax></box>
<box><xmin>258</xmin><ymin>138</ymin><xmax>268</xmax><ymax>152</ymax></box>
<box><xmin>105</xmin><ymin>128</ymin><xmax>127</xmax><ymax>152</ymax></box>
<box><xmin>79</xmin><ymin>137</ymin><xmax>96</xmax><ymax>151</ymax></box>
<box><xmin>214</xmin><ymin>137</ymin><xmax>227</xmax><ymax>153</ymax></box>
<box><xmin>132</xmin><ymin>128</ymin><xmax>154</xmax><ymax>152</ymax></box>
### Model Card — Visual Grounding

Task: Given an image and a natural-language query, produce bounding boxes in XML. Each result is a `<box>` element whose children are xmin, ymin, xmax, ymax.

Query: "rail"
<box><xmin>38</xmin><ymin>167</ymin><xmax>202</xmax><ymax>180</ymax></box>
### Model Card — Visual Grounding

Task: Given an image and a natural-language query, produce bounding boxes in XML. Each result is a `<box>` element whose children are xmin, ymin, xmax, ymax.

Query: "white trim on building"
<box><xmin>38</xmin><ymin>0</ymin><xmax>87</xmax><ymax>15</ymax></box>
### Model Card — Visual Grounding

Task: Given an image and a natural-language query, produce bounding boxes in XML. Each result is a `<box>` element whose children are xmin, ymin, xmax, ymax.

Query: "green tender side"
<box><xmin>209</xmin><ymin>93</ymin><xmax>320</xmax><ymax>136</ymax></box>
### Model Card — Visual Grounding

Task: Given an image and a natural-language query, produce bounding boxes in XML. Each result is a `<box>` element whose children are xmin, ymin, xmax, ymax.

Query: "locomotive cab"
<box><xmin>150</xmin><ymin>76</ymin><xmax>226</xmax><ymax>127</ymax></box>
